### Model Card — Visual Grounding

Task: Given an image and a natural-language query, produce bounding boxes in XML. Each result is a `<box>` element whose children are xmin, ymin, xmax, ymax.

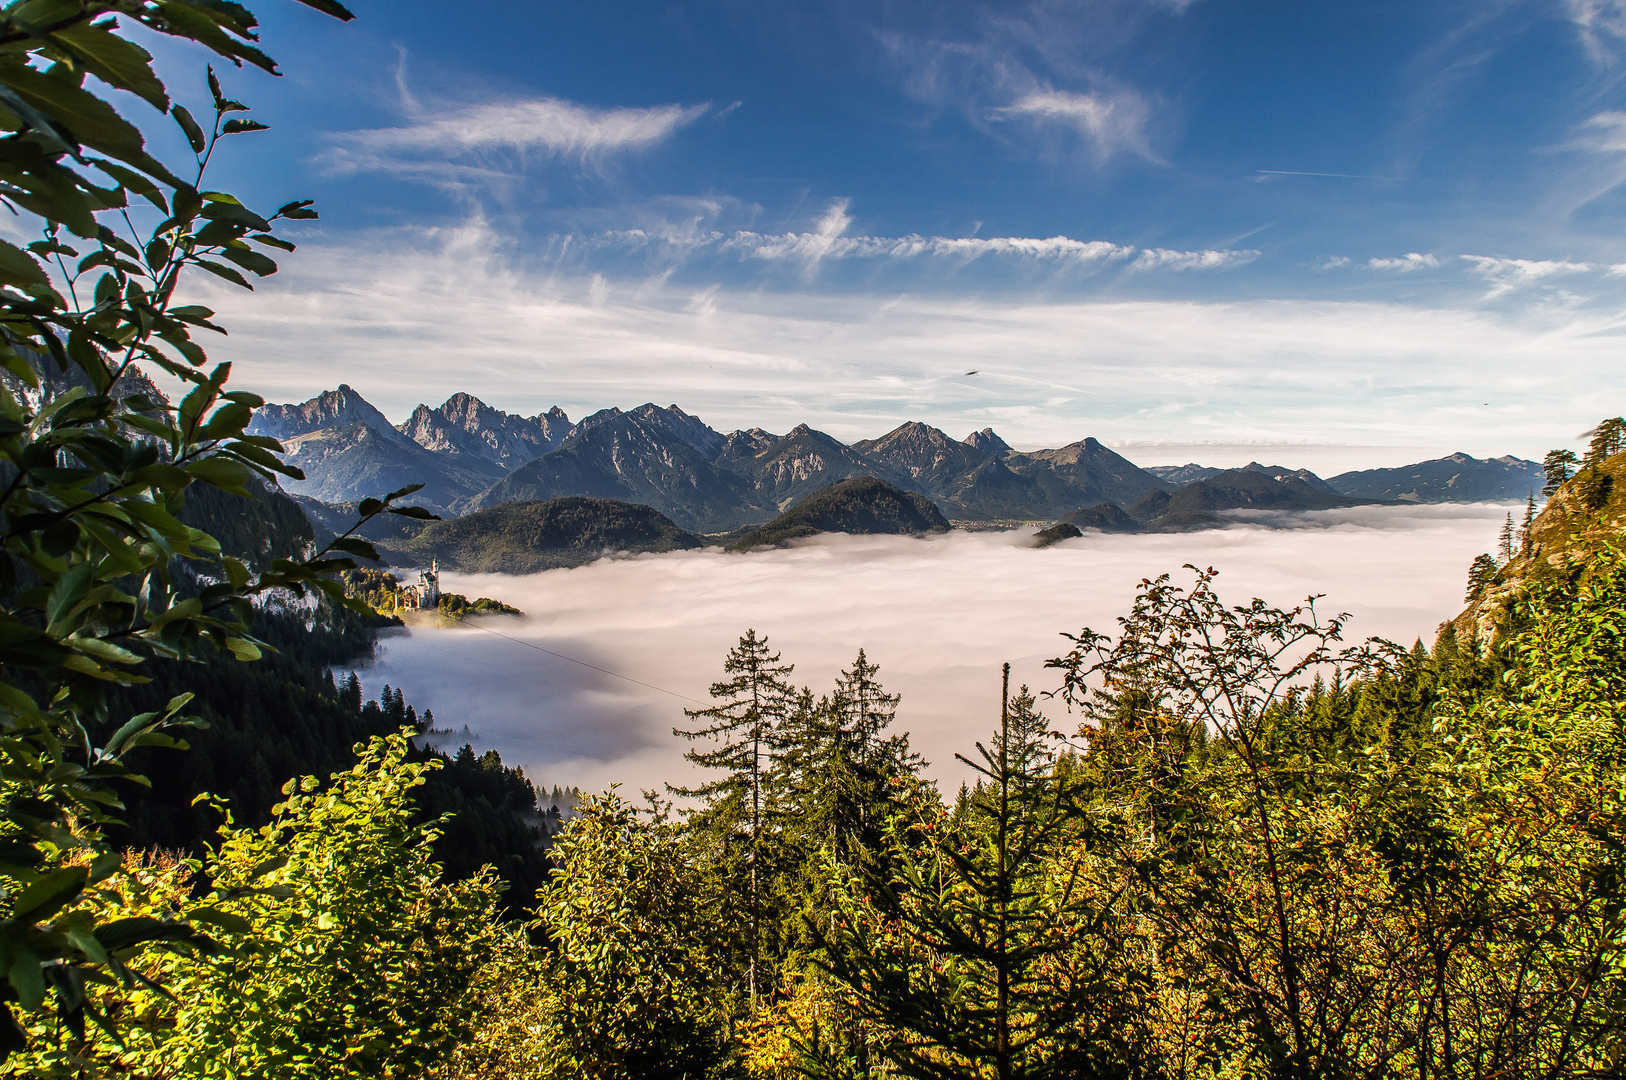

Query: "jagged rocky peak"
<box><xmin>624</xmin><ymin>403</ymin><xmax>726</xmax><ymax>460</ymax></box>
<box><xmin>964</xmin><ymin>427</ymin><xmax>1011</xmax><ymax>457</ymax></box>
<box><xmin>720</xmin><ymin>428</ymin><xmax>780</xmax><ymax>458</ymax></box>
<box><xmin>399</xmin><ymin>393</ymin><xmax>571</xmax><ymax>468</ymax></box>
<box><xmin>249</xmin><ymin>384</ymin><xmax>413</xmax><ymax>446</ymax></box>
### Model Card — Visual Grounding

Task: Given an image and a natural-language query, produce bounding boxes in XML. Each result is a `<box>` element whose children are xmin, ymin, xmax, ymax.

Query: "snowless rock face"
<box><xmin>964</xmin><ymin>427</ymin><xmax>1012</xmax><ymax>458</ymax></box>
<box><xmin>249</xmin><ymin>385</ymin><xmax>416</xmax><ymax>449</ymax></box>
<box><xmin>399</xmin><ymin>393</ymin><xmax>570</xmax><ymax>469</ymax></box>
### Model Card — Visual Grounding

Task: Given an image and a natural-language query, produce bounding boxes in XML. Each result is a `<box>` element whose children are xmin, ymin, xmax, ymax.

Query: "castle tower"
<box><xmin>418</xmin><ymin>558</ymin><xmax>440</xmax><ymax>608</ymax></box>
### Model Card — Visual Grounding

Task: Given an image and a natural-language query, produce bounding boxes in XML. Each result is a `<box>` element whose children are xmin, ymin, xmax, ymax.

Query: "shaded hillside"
<box><xmin>1329</xmin><ymin>453</ymin><xmax>1541</xmax><ymax>502</ymax></box>
<box><xmin>1005</xmin><ymin>438</ymin><xmax>1171</xmax><ymax>510</ymax></box>
<box><xmin>718</xmin><ymin>423</ymin><xmax>913</xmax><ymax>510</ymax></box>
<box><xmin>276</xmin><ymin>421</ymin><xmax>502</xmax><ymax>515</ymax></box>
<box><xmin>1045</xmin><ymin>470</ymin><xmax>1382</xmax><ymax>536</ymax></box>
<box><xmin>1143</xmin><ymin>468</ymin><xmax>1377</xmax><ymax>528</ymax></box>
<box><xmin>387</xmin><ymin>497</ymin><xmax>703</xmax><ymax>573</ymax></box>
<box><xmin>1060</xmin><ymin>502</ymin><xmax>1143</xmax><ymax>532</ymax></box>
<box><xmin>855</xmin><ymin>422</ymin><xmax>993</xmax><ymax>491</ymax></box>
<box><xmin>399</xmin><ymin>393</ymin><xmax>570</xmax><ymax>469</ymax></box>
<box><xmin>1033</xmin><ymin>522</ymin><xmax>1083</xmax><ymax>547</ymax></box>
<box><xmin>732</xmin><ymin>476</ymin><xmax>950</xmax><ymax>550</ymax></box>
<box><xmin>468</xmin><ymin>404</ymin><xmax>772</xmax><ymax>532</ymax></box>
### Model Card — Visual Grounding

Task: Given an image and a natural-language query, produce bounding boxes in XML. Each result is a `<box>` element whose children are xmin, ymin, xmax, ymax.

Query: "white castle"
<box><xmin>400</xmin><ymin>558</ymin><xmax>441</xmax><ymax>611</ymax></box>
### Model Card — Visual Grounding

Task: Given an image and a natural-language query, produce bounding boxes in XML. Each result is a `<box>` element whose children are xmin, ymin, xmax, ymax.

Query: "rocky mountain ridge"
<box><xmin>252</xmin><ymin>386</ymin><xmax>1542</xmax><ymax>534</ymax></box>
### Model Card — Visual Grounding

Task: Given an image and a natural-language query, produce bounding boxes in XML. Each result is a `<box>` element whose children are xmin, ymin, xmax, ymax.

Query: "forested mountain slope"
<box><xmin>1455</xmin><ymin>444</ymin><xmax>1626</xmax><ymax>642</ymax></box>
<box><xmin>732</xmin><ymin>476</ymin><xmax>950</xmax><ymax>549</ymax></box>
<box><xmin>110</xmin><ymin>479</ymin><xmax>550</xmax><ymax>912</ymax></box>
<box><xmin>384</xmin><ymin>497</ymin><xmax>703</xmax><ymax>573</ymax></box>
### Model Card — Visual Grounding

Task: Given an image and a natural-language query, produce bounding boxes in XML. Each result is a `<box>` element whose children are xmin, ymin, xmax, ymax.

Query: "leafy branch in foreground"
<box><xmin>0</xmin><ymin>0</ymin><xmax>464</xmax><ymax>1060</ymax></box>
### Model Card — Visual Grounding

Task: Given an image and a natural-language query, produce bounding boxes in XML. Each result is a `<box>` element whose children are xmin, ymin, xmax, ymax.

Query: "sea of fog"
<box><xmin>351</xmin><ymin>503</ymin><xmax>1510</xmax><ymax>794</ymax></box>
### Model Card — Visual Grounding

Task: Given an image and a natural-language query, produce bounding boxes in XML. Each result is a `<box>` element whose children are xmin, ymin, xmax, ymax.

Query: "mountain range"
<box><xmin>249</xmin><ymin>386</ymin><xmax>1544</xmax><ymax>540</ymax></box>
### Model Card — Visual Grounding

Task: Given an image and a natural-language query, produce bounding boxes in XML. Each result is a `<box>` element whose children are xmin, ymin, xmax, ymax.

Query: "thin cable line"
<box><xmin>463</xmin><ymin>619</ymin><xmax>710</xmax><ymax>706</ymax></box>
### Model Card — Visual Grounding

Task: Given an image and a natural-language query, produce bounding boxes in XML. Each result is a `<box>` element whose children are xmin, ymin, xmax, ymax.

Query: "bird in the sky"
<box><xmin>965</xmin><ymin>369</ymin><xmax>980</xmax><ymax>375</ymax></box>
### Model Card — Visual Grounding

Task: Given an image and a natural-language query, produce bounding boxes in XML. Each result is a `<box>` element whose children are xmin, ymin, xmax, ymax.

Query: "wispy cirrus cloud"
<box><xmin>991</xmin><ymin>87</ymin><xmax>1159</xmax><ymax>163</ymax></box>
<box><xmin>1368</xmin><ymin>252</ymin><xmax>1441</xmax><ymax>271</ymax></box>
<box><xmin>587</xmin><ymin>198</ymin><xmax>1247</xmax><ymax>275</ymax></box>
<box><xmin>322</xmin><ymin>95</ymin><xmax>709</xmax><ymax>180</ymax></box>
<box><xmin>1130</xmin><ymin>247</ymin><xmax>1256</xmax><ymax>271</ymax></box>
<box><xmin>1567</xmin><ymin>0</ymin><xmax>1626</xmax><ymax>64</ymax></box>
<box><xmin>1461</xmin><ymin>254</ymin><xmax>1592</xmax><ymax>297</ymax></box>
<box><xmin>1569</xmin><ymin>110</ymin><xmax>1626</xmax><ymax>152</ymax></box>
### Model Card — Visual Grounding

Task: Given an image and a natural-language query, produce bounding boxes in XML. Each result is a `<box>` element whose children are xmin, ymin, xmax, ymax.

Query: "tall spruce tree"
<box><xmin>1466</xmin><ymin>553</ymin><xmax>1501</xmax><ymax>602</ymax></box>
<box><xmin>1542</xmin><ymin>448</ymin><xmax>1578</xmax><ymax>496</ymax></box>
<box><xmin>820</xmin><ymin>666</ymin><xmax>1149</xmax><ymax>1078</ymax></box>
<box><xmin>1584</xmin><ymin>416</ymin><xmax>1625</xmax><ymax>467</ymax></box>
<box><xmin>1498</xmin><ymin>512</ymin><xmax>1515</xmax><ymax>564</ymax></box>
<box><xmin>671</xmin><ymin>629</ymin><xmax>796</xmax><ymax>1004</ymax></box>
<box><xmin>1520</xmin><ymin>491</ymin><xmax>1536</xmax><ymax>554</ymax></box>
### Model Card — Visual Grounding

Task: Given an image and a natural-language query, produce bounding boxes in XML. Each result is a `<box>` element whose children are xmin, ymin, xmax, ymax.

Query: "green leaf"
<box><xmin>192</xmin><ymin>259</ymin><xmax>251</xmax><ymax>289</ymax></box>
<box><xmin>199</xmin><ymin>201</ymin><xmax>271</xmax><ymax>232</ymax></box>
<box><xmin>185</xmin><ymin>907</ymin><xmax>251</xmax><ymax>935</ymax></box>
<box><xmin>0</xmin><ymin>238</ymin><xmax>52</xmax><ymax>293</ymax></box>
<box><xmin>220</xmin><ymin>118</ymin><xmax>268</xmax><ymax>135</ymax></box>
<box><xmin>171</xmin><ymin>104</ymin><xmax>205</xmax><ymax>154</ymax></box>
<box><xmin>6</xmin><ymin>954</ymin><xmax>44</xmax><ymax>1012</ymax></box>
<box><xmin>329</xmin><ymin>536</ymin><xmax>379</xmax><ymax>562</ymax></box>
<box><xmin>12</xmin><ymin>865</ymin><xmax>89</xmax><ymax>923</ymax></box>
<box><xmin>293</xmin><ymin>0</ymin><xmax>358</xmax><ymax>20</ymax></box>
<box><xmin>223</xmin><ymin>637</ymin><xmax>261</xmax><ymax>661</ymax></box>
<box><xmin>274</xmin><ymin>198</ymin><xmax>318</xmax><ymax>220</ymax></box>
<box><xmin>216</xmin><ymin>245</ymin><xmax>277</xmax><ymax>277</ymax></box>
<box><xmin>49</xmin><ymin>21</ymin><xmax>168</xmax><ymax>112</ymax></box>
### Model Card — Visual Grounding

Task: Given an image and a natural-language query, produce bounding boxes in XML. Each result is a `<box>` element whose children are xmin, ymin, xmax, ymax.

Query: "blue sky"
<box><xmin>117</xmin><ymin>0</ymin><xmax>1626</xmax><ymax>468</ymax></box>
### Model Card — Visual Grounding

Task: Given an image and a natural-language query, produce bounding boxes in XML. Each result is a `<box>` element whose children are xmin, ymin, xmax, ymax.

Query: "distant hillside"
<box><xmin>718</xmin><ymin>423</ymin><xmax>913</xmax><ymax>510</ymax></box>
<box><xmin>1042</xmin><ymin>468</ymin><xmax>1381</xmax><ymax>537</ymax></box>
<box><xmin>1145</xmin><ymin>463</ymin><xmax>1223</xmax><ymax>486</ymax></box>
<box><xmin>1143</xmin><ymin>468</ymin><xmax>1376</xmax><ymax>528</ymax></box>
<box><xmin>273</xmin><ymin>422</ymin><xmax>502</xmax><ymax>516</ymax></box>
<box><xmin>732</xmin><ymin>476</ymin><xmax>950</xmax><ymax>550</ymax></box>
<box><xmin>1328</xmin><ymin>453</ymin><xmax>1541</xmax><ymax>502</ymax></box>
<box><xmin>1059</xmin><ymin>502</ymin><xmax>1143</xmax><ymax>532</ymax></box>
<box><xmin>469</xmin><ymin>404</ymin><xmax>773</xmax><ymax>532</ymax></box>
<box><xmin>1004</xmin><ymin>438</ymin><xmax>1172</xmax><ymax>511</ymax></box>
<box><xmin>385</xmin><ymin>497</ymin><xmax>703</xmax><ymax>574</ymax></box>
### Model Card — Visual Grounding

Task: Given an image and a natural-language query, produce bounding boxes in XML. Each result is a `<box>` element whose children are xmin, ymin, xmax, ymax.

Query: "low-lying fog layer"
<box><xmin>354</xmin><ymin>503</ymin><xmax>1510</xmax><ymax>794</ymax></box>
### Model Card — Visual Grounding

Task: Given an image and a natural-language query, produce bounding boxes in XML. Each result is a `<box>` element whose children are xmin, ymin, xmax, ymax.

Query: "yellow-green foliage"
<box><xmin>533</xmin><ymin>791</ymin><xmax>733</xmax><ymax>1079</ymax></box>
<box><xmin>7</xmin><ymin>733</ymin><xmax>507</xmax><ymax>1079</ymax></box>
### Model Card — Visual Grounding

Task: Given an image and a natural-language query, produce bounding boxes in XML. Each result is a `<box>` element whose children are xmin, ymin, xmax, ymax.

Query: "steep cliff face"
<box><xmin>1451</xmin><ymin>451</ymin><xmax>1626</xmax><ymax>643</ymax></box>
